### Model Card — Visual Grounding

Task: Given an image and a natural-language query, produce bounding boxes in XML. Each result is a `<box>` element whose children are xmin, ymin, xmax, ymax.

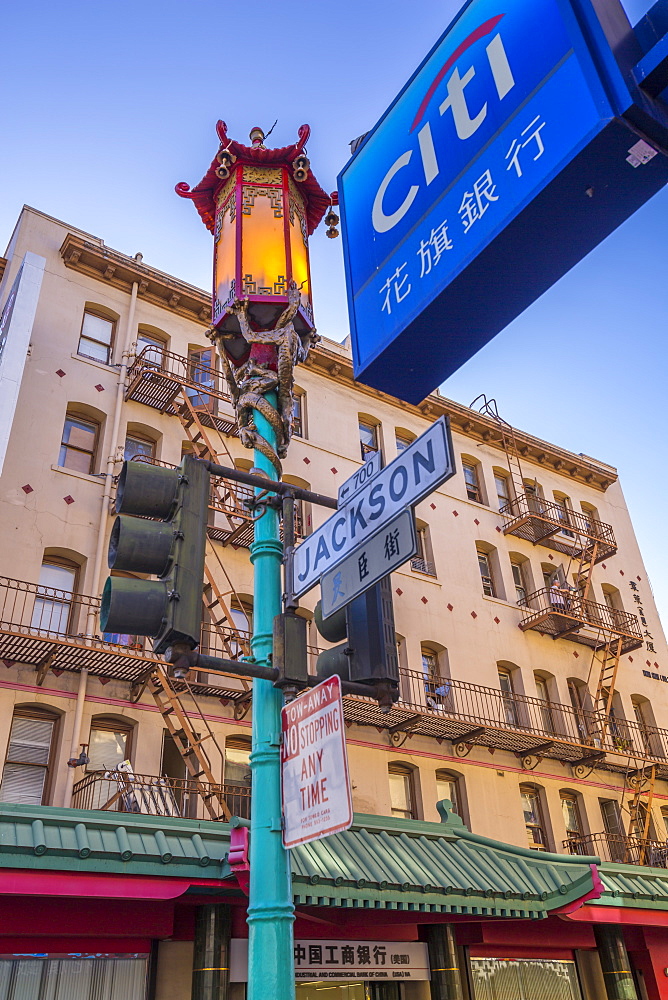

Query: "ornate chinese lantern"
<box><xmin>176</xmin><ymin>122</ymin><xmax>331</xmax><ymax>474</ymax></box>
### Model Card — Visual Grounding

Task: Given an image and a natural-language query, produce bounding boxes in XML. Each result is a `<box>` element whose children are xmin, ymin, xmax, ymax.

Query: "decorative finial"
<box><xmin>249</xmin><ymin>126</ymin><xmax>265</xmax><ymax>148</ymax></box>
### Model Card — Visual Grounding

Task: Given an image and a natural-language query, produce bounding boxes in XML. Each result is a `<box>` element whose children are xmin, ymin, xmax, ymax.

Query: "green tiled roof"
<box><xmin>290</xmin><ymin>804</ymin><xmax>599</xmax><ymax>919</ymax></box>
<box><xmin>594</xmin><ymin>864</ymin><xmax>668</xmax><ymax>910</ymax></box>
<box><xmin>0</xmin><ymin>803</ymin><xmax>233</xmax><ymax>881</ymax></box>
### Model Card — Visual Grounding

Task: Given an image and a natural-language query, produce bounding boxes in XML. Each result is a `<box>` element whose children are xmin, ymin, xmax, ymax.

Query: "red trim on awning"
<box><xmin>0</xmin><ymin>869</ymin><xmax>228</xmax><ymax>900</ymax></box>
<box><xmin>564</xmin><ymin>905</ymin><xmax>668</xmax><ymax>927</ymax></box>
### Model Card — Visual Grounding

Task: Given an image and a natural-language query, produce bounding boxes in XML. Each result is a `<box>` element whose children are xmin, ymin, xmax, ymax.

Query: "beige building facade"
<box><xmin>1</xmin><ymin>205</ymin><xmax>668</xmax><ymax>999</ymax></box>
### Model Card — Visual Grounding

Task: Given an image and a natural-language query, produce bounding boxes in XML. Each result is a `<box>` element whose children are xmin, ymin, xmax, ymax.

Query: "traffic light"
<box><xmin>314</xmin><ymin>577</ymin><xmax>399</xmax><ymax>687</ymax></box>
<box><xmin>100</xmin><ymin>454</ymin><xmax>209</xmax><ymax>654</ymax></box>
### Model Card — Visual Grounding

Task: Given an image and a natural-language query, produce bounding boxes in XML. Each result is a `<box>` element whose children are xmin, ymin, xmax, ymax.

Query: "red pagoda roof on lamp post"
<box><xmin>176</xmin><ymin>121</ymin><xmax>332</xmax><ymax>235</ymax></box>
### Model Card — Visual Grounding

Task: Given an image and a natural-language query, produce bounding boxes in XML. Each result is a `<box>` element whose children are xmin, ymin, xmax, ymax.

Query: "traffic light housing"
<box><xmin>314</xmin><ymin>577</ymin><xmax>399</xmax><ymax>686</ymax></box>
<box><xmin>100</xmin><ymin>454</ymin><xmax>209</xmax><ymax>654</ymax></box>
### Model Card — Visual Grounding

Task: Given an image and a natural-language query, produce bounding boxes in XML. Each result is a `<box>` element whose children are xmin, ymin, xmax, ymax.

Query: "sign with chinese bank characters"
<box><xmin>228</xmin><ymin>938</ymin><xmax>430</xmax><ymax>982</ymax></box>
<box><xmin>338</xmin><ymin>0</ymin><xmax>668</xmax><ymax>404</ymax></box>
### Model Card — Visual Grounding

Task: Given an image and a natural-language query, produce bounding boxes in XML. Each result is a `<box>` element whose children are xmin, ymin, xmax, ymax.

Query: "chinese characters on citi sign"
<box><xmin>338</xmin><ymin>0</ymin><xmax>614</xmax><ymax>396</ymax></box>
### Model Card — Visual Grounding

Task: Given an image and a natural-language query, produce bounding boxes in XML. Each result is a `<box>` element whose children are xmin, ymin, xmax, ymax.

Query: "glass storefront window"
<box><xmin>470</xmin><ymin>958</ymin><xmax>583</xmax><ymax>1000</ymax></box>
<box><xmin>0</xmin><ymin>956</ymin><xmax>148</xmax><ymax>1000</ymax></box>
<box><xmin>296</xmin><ymin>984</ymin><xmax>367</xmax><ymax>1000</ymax></box>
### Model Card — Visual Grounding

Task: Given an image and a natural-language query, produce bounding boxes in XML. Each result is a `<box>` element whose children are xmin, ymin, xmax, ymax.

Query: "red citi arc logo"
<box><xmin>371</xmin><ymin>13</ymin><xmax>515</xmax><ymax>235</ymax></box>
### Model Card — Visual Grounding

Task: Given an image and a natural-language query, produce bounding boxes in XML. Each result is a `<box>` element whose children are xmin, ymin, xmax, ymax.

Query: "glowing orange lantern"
<box><xmin>177</xmin><ymin>121</ymin><xmax>331</xmax><ymax>366</ymax></box>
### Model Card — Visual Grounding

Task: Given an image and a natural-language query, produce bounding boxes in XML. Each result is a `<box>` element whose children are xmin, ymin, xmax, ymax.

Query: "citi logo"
<box><xmin>372</xmin><ymin>14</ymin><xmax>515</xmax><ymax>234</ymax></box>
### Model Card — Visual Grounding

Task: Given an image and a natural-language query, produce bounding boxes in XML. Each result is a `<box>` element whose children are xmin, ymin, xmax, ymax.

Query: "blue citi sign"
<box><xmin>338</xmin><ymin>0</ymin><xmax>668</xmax><ymax>404</ymax></box>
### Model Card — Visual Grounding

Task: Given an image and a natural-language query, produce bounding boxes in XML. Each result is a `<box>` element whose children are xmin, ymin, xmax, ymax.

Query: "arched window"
<box><xmin>292</xmin><ymin>387</ymin><xmax>307</xmax><ymax>439</ymax></box>
<box><xmin>31</xmin><ymin>556</ymin><xmax>81</xmax><ymax>635</ymax></box>
<box><xmin>461</xmin><ymin>455</ymin><xmax>485</xmax><ymax>504</ymax></box>
<box><xmin>86</xmin><ymin>715</ymin><xmax>134</xmax><ymax>773</ymax></box>
<box><xmin>388</xmin><ymin>762</ymin><xmax>417</xmax><ymax>819</ymax></box>
<box><xmin>225</xmin><ymin>735</ymin><xmax>251</xmax><ymax>787</ymax></box>
<box><xmin>435</xmin><ymin>769</ymin><xmax>464</xmax><ymax>819</ymax></box>
<box><xmin>77</xmin><ymin>305</ymin><xmax>118</xmax><ymax>364</ymax></box>
<box><xmin>358</xmin><ymin>414</ymin><xmax>382</xmax><ymax>463</ymax></box>
<box><xmin>59</xmin><ymin>410</ymin><xmax>100</xmax><ymax>475</ymax></box>
<box><xmin>395</xmin><ymin>428</ymin><xmax>416</xmax><ymax>454</ymax></box>
<box><xmin>135</xmin><ymin>325</ymin><xmax>168</xmax><ymax>366</ymax></box>
<box><xmin>509</xmin><ymin>553</ymin><xmax>532</xmax><ymax>605</ymax></box>
<box><xmin>493</xmin><ymin>468</ymin><xmax>512</xmax><ymax>512</ymax></box>
<box><xmin>0</xmin><ymin>706</ymin><xmax>60</xmax><ymax>805</ymax></box>
<box><xmin>560</xmin><ymin>791</ymin><xmax>584</xmax><ymax>846</ymax></box>
<box><xmin>412</xmin><ymin>519</ymin><xmax>435</xmax><ymax>576</ymax></box>
<box><xmin>123</xmin><ymin>422</ymin><xmax>160</xmax><ymax>463</ymax></box>
<box><xmin>520</xmin><ymin>784</ymin><xmax>549</xmax><ymax>850</ymax></box>
<box><xmin>534</xmin><ymin>672</ymin><xmax>555</xmax><ymax>734</ymax></box>
<box><xmin>497</xmin><ymin>662</ymin><xmax>520</xmax><ymax>726</ymax></box>
<box><xmin>553</xmin><ymin>492</ymin><xmax>575</xmax><ymax>537</ymax></box>
<box><xmin>476</xmin><ymin>543</ymin><xmax>504</xmax><ymax>599</ymax></box>
<box><xmin>283</xmin><ymin>475</ymin><xmax>312</xmax><ymax>539</ymax></box>
<box><xmin>567</xmin><ymin>678</ymin><xmax>592</xmax><ymax>741</ymax></box>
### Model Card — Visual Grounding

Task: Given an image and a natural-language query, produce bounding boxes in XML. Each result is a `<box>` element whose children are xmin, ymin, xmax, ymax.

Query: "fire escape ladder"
<box><xmin>148</xmin><ymin>664</ymin><xmax>231</xmax><ymax>821</ymax></box>
<box><xmin>624</xmin><ymin>762</ymin><xmax>657</xmax><ymax>864</ymax></box>
<box><xmin>470</xmin><ymin>395</ymin><xmax>526</xmax><ymax>508</ymax></box>
<box><xmin>592</xmin><ymin>635</ymin><xmax>624</xmax><ymax>733</ymax></box>
<box><xmin>574</xmin><ymin>538</ymin><xmax>599</xmax><ymax>603</ymax></box>
<box><xmin>203</xmin><ymin>557</ymin><xmax>251</xmax><ymax>664</ymax></box>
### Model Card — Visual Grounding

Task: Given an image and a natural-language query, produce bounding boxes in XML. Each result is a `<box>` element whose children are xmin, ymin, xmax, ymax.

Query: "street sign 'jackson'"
<box><xmin>293</xmin><ymin>417</ymin><xmax>454</xmax><ymax>598</ymax></box>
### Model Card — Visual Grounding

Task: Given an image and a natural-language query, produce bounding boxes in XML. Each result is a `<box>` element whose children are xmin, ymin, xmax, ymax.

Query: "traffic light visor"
<box><xmin>116</xmin><ymin>460</ymin><xmax>180</xmax><ymax>517</ymax></box>
<box><xmin>100</xmin><ymin>576</ymin><xmax>168</xmax><ymax>636</ymax></box>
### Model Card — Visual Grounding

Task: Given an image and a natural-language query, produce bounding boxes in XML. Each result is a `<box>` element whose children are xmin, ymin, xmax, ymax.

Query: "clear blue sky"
<box><xmin>2</xmin><ymin>0</ymin><xmax>666</xmax><ymax>626</ymax></box>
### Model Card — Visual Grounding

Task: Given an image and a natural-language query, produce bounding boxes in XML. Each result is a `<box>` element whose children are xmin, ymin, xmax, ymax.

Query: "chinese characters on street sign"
<box><xmin>338</xmin><ymin>0</ymin><xmax>668</xmax><ymax>404</ymax></box>
<box><xmin>293</xmin><ymin>416</ymin><xmax>453</xmax><ymax>598</ymax></box>
<box><xmin>321</xmin><ymin>509</ymin><xmax>416</xmax><ymax>618</ymax></box>
<box><xmin>281</xmin><ymin>675</ymin><xmax>353</xmax><ymax>849</ymax></box>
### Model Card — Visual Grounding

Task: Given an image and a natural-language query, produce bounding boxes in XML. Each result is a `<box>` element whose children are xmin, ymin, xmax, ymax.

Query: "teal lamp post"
<box><xmin>176</xmin><ymin>122</ymin><xmax>332</xmax><ymax>1000</ymax></box>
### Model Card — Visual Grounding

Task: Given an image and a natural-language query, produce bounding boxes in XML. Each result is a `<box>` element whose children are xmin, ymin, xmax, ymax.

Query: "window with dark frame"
<box><xmin>359</xmin><ymin>420</ymin><xmax>379</xmax><ymax>462</ymax></box>
<box><xmin>477</xmin><ymin>549</ymin><xmax>496</xmax><ymax>597</ymax></box>
<box><xmin>388</xmin><ymin>764</ymin><xmax>415</xmax><ymax>819</ymax></box>
<box><xmin>86</xmin><ymin>719</ymin><xmax>133</xmax><ymax>773</ymax></box>
<box><xmin>59</xmin><ymin>414</ymin><xmax>98</xmax><ymax>474</ymax></box>
<box><xmin>520</xmin><ymin>785</ymin><xmax>548</xmax><ymax>850</ymax></box>
<box><xmin>498</xmin><ymin>667</ymin><xmax>519</xmax><ymax>726</ymax></box>
<box><xmin>511</xmin><ymin>560</ymin><xmax>527</xmax><ymax>604</ymax></box>
<box><xmin>463</xmin><ymin>462</ymin><xmax>482</xmax><ymax>503</ymax></box>
<box><xmin>123</xmin><ymin>434</ymin><xmax>156</xmax><ymax>463</ymax></box>
<box><xmin>31</xmin><ymin>560</ymin><xmax>78</xmax><ymax>634</ymax></box>
<box><xmin>135</xmin><ymin>331</ymin><xmax>165</xmax><ymax>366</ymax></box>
<box><xmin>561</xmin><ymin>793</ymin><xmax>582</xmax><ymax>842</ymax></box>
<box><xmin>395</xmin><ymin>431</ymin><xmax>413</xmax><ymax>453</ymax></box>
<box><xmin>292</xmin><ymin>391</ymin><xmax>305</xmax><ymax>438</ymax></box>
<box><xmin>78</xmin><ymin>310</ymin><xmax>115</xmax><ymax>364</ymax></box>
<box><xmin>435</xmin><ymin>770</ymin><xmax>462</xmax><ymax>817</ymax></box>
<box><xmin>495</xmin><ymin>472</ymin><xmax>511</xmax><ymax>511</ymax></box>
<box><xmin>0</xmin><ymin>709</ymin><xmax>58</xmax><ymax>806</ymax></box>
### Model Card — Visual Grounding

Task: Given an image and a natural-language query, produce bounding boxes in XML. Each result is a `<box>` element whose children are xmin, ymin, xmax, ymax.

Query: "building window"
<box><xmin>86</xmin><ymin>719</ymin><xmax>132</xmax><ymax>773</ymax></box>
<box><xmin>412</xmin><ymin>524</ymin><xmax>435</xmax><ymax>576</ymax></box>
<box><xmin>186</xmin><ymin>347</ymin><xmax>216</xmax><ymax>410</ymax></box>
<box><xmin>59</xmin><ymin>413</ymin><xmax>98</xmax><ymax>474</ymax></box>
<box><xmin>511</xmin><ymin>559</ymin><xmax>527</xmax><ymax>604</ymax></box>
<box><xmin>520</xmin><ymin>785</ymin><xmax>548</xmax><ymax>850</ymax></box>
<box><xmin>0</xmin><ymin>709</ymin><xmax>57</xmax><ymax>805</ymax></box>
<box><xmin>359</xmin><ymin>419</ymin><xmax>379</xmax><ymax>462</ymax></box>
<box><xmin>31</xmin><ymin>559</ymin><xmax>78</xmax><ymax>634</ymax></box>
<box><xmin>498</xmin><ymin>666</ymin><xmax>519</xmax><ymax>726</ymax></box>
<box><xmin>395</xmin><ymin>430</ymin><xmax>414</xmax><ymax>454</ymax></box>
<box><xmin>292</xmin><ymin>390</ymin><xmax>306</xmax><ymax>438</ymax></box>
<box><xmin>135</xmin><ymin>331</ymin><xmax>165</xmax><ymax>366</ymax></box>
<box><xmin>534</xmin><ymin>675</ymin><xmax>555</xmax><ymax>734</ymax></box>
<box><xmin>78</xmin><ymin>310</ymin><xmax>115</xmax><ymax>364</ymax></box>
<box><xmin>0</xmin><ymin>956</ymin><xmax>148</xmax><ymax>998</ymax></box>
<box><xmin>567</xmin><ymin>680</ymin><xmax>590</xmax><ymax>741</ymax></box>
<box><xmin>495</xmin><ymin>472</ymin><xmax>511</xmax><ymax>511</ymax></box>
<box><xmin>229</xmin><ymin>603</ymin><xmax>252</xmax><ymax>658</ymax></box>
<box><xmin>123</xmin><ymin>433</ymin><xmax>155</xmax><ymax>462</ymax></box>
<box><xmin>463</xmin><ymin>462</ymin><xmax>482</xmax><ymax>503</ymax></box>
<box><xmin>561</xmin><ymin>792</ymin><xmax>583</xmax><ymax>843</ymax></box>
<box><xmin>435</xmin><ymin>770</ymin><xmax>462</xmax><ymax>817</ymax></box>
<box><xmin>477</xmin><ymin>549</ymin><xmax>496</xmax><ymax>597</ymax></box>
<box><xmin>388</xmin><ymin>764</ymin><xmax>415</xmax><ymax>819</ymax></box>
<box><xmin>554</xmin><ymin>495</ymin><xmax>574</xmax><ymax>537</ymax></box>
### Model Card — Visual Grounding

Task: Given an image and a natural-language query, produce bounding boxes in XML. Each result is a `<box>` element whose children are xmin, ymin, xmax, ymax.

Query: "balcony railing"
<box><xmin>342</xmin><ymin>669</ymin><xmax>668</xmax><ymax>775</ymax></box>
<box><xmin>564</xmin><ymin>832</ymin><xmax>668</xmax><ymax>867</ymax></box>
<box><xmin>500</xmin><ymin>493</ymin><xmax>617</xmax><ymax>562</ymax></box>
<box><xmin>518</xmin><ymin>588</ymin><xmax>643</xmax><ymax>653</ymax></box>
<box><xmin>411</xmin><ymin>557</ymin><xmax>437</xmax><ymax>576</ymax></box>
<box><xmin>72</xmin><ymin>770</ymin><xmax>251</xmax><ymax>821</ymax></box>
<box><xmin>125</xmin><ymin>346</ymin><xmax>237</xmax><ymax>435</ymax></box>
<box><xmin>0</xmin><ymin>575</ymin><xmax>322</xmax><ymax>690</ymax></box>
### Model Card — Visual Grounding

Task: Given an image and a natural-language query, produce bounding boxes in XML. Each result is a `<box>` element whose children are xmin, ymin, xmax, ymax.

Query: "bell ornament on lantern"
<box><xmin>292</xmin><ymin>155</ymin><xmax>310</xmax><ymax>182</ymax></box>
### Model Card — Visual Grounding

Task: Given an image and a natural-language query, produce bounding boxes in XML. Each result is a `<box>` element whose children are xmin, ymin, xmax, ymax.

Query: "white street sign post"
<box><xmin>337</xmin><ymin>451</ymin><xmax>382</xmax><ymax>507</ymax></box>
<box><xmin>281</xmin><ymin>675</ymin><xmax>353</xmax><ymax>849</ymax></box>
<box><xmin>320</xmin><ymin>509</ymin><xmax>416</xmax><ymax>619</ymax></box>
<box><xmin>293</xmin><ymin>416</ymin><xmax>453</xmax><ymax>598</ymax></box>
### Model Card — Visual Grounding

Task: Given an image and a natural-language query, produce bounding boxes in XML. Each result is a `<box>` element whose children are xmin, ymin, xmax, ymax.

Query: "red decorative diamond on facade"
<box><xmin>573</xmin><ymin>651</ymin><xmax>579</xmax><ymax>658</ymax></box>
<box><xmin>474</xmin><ymin>519</ymin><xmax>480</xmax><ymax>526</ymax></box>
<box><xmin>447</xmin><ymin>604</ymin><xmax>453</xmax><ymax>611</ymax></box>
<box><xmin>471</xmin><ymin>611</ymin><xmax>477</xmax><ymax>619</ymax></box>
<box><xmin>629</xmin><ymin>657</ymin><xmax>633</xmax><ymax>662</ymax></box>
<box><xmin>647</xmin><ymin>661</ymin><xmax>651</xmax><ymax>666</ymax></box>
<box><xmin>548</xmin><ymin>554</ymin><xmax>554</xmax><ymax>560</ymax></box>
<box><xmin>63</xmin><ymin>495</ymin><xmax>75</xmax><ymax>505</ymax></box>
<box><xmin>452</xmin><ymin>510</ymin><xmax>459</xmax><ymax>517</ymax></box>
<box><xmin>303</xmin><ymin>457</ymin><xmax>311</xmax><ymax>465</ymax></box>
<box><xmin>55</xmin><ymin>369</ymin><xmax>66</xmax><ymax>378</ymax></box>
<box><xmin>395</xmin><ymin>588</ymin><xmax>403</xmax><ymax>596</ymax></box>
<box><xmin>2</xmin><ymin>660</ymin><xmax>14</xmax><ymax>669</ymax></box>
<box><xmin>494</xmin><ymin>617</ymin><xmax>500</xmax><ymax>624</ymax></box>
<box><xmin>330</xmin><ymin>468</ymin><xmax>338</xmax><ymax>474</ymax></box>
<box><xmin>602</xmin><ymin>564</ymin><xmax>606</xmax><ymax>569</ymax></box>
<box><xmin>421</xmin><ymin>596</ymin><xmax>428</xmax><ymax>604</ymax></box>
<box><xmin>21</xmin><ymin>484</ymin><xmax>33</xmax><ymax>494</ymax></box>
<box><xmin>637</xmin><ymin>576</ymin><xmax>642</xmax><ymax>582</ymax></box>
<box><xmin>496</xmin><ymin>526</ymin><xmax>502</xmax><ymax>532</ymax></box>
<box><xmin>430</xmin><ymin>503</ymin><xmax>436</xmax><ymax>510</ymax></box>
<box><xmin>619</xmin><ymin>570</ymin><xmax>625</xmax><ymax>576</ymax></box>
<box><xmin>94</xmin><ymin>383</ymin><xmax>105</xmax><ymax>392</ymax></box>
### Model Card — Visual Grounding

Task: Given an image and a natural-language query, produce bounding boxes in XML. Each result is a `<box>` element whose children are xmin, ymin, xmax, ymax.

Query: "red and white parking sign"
<box><xmin>281</xmin><ymin>675</ymin><xmax>353</xmax><ymax>849</ymax></box>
